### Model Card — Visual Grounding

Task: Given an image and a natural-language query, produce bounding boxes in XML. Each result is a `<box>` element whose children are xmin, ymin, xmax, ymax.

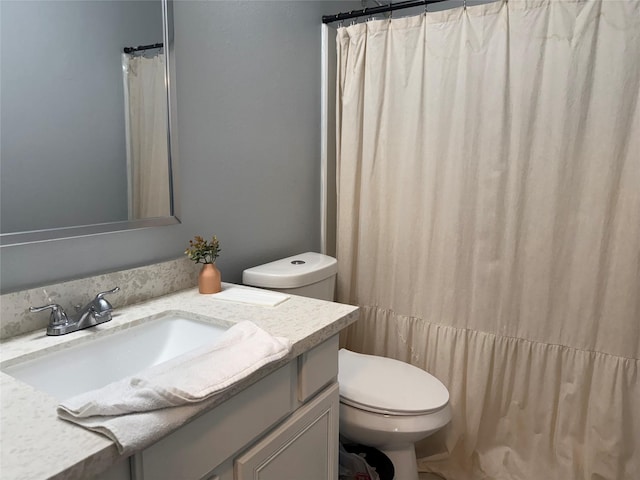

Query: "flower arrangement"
<box><xmin>185</xmin><ymin>235</ymin><xmax>221</xmax><ymax>264</ymax></box>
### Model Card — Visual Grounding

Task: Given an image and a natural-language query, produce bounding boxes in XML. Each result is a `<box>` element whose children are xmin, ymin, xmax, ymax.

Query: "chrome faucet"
<box><xmin>29</xmin><ymin>287</ymin><xmax>120</xmax><ymax>336</ymax></box>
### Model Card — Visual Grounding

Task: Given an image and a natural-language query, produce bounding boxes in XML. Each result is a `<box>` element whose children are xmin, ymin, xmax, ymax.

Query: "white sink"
<box><xmin>3</xmin><ymin>315</ymin><xmax>228</xmax><ymax>400</ymax></box>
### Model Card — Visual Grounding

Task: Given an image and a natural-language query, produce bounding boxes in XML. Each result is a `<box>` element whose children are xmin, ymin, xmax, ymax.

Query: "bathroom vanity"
<box><xmin>0</xmin><ymin>286</ymin><xmax>358</xmax><ymax>480</ymax></box>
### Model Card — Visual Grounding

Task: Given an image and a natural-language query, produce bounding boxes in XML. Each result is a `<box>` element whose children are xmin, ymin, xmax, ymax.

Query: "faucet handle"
<box><xmin>29</xmin><ymin>304</ymin><xmax>69</xmax><ymax>326</ymax></box>
<box><xmin>96</xmin><ymin>286</ymin><xmax>120</xmax><ymax>300</ymax></box>
<box><xmin>93</xmin><ymin>287</ymin><xmax>120</xmax><ymax>313</ymax></box>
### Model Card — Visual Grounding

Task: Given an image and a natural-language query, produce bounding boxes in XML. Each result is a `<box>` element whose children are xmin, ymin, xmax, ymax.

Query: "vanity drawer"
<box><xmin>136</xmin><ymin>362</ymin><xmax>296</xmax><ymax>480</ymax></box>
<box><xmin>297</xmin><ymin>335</ymin><xmax>338</xmax><ymax>403</ymax></box>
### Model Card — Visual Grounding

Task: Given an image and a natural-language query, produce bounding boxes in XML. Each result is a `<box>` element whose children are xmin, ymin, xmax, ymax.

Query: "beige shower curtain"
<box><xmin>335</xmin><ymin>1</ymin><xmax>639</xmax><ymax>479</ymax></box>
<box><xmin>125</xmin><ymin>52</ymin><xmax>170</xmax><ymax>220</ymax></box>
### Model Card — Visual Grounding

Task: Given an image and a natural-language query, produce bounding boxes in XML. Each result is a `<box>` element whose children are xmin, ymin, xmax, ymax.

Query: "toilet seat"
<box><xmin>338</xmin><ymin>349</ymin><xmax>449</xmax><ymax>416</ymax></box>
<box><xmin>339</xmin><ymin>396</ymin><xmax>448</xmax><ymax>416</ymax></box>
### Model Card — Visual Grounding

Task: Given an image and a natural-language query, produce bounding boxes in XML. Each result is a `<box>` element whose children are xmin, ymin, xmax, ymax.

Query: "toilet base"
<box><xmin>339</xmin><ymin>402</ymin><xmax>451</xmax><ymax>480</ymax></box>
<box><xmin>379</xmin><ymin>443</ymin><xmax>419</xmax><ymax>480</ymax></box>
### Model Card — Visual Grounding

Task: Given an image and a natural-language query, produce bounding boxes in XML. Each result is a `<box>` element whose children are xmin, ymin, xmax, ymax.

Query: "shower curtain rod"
<box><xmin>123</xmin><ymin>42</ymin><xmax>163</xmax><ymax>54</ymax></box>
<box><xmin>322</xmin><ymin>0</ymin><xmax>450</xmax><ymax>24</ymax></box>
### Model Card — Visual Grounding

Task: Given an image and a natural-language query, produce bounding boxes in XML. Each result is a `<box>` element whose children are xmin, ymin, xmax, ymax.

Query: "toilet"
<box><xmin>243</xmin><ymin>252</ymin><xmax>452</xmax><ymax>480</ymax></box>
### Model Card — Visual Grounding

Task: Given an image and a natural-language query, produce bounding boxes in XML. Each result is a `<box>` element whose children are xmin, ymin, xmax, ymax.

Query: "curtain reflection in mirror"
<box><xmin>122</xmin><ymin>50</ymin><xmax>170</xmax><ymax>220</ymax></box>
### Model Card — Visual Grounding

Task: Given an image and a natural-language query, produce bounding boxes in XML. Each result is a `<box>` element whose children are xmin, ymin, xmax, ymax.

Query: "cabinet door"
<box><xmin>235</xmin><ymin>383</ymin><xmax>339</xmax><ymax>480</ymax></box>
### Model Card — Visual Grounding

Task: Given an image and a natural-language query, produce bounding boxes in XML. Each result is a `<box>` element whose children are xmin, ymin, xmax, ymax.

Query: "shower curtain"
<box><xmin>123</xmin><ymin>51</ymin><xmax>170</xmax><ymax>220</ymax></box>
<box><xmin>335</xmin><ymin>1</ymin><xmax>639</xmax><ymax>479</ymax></box>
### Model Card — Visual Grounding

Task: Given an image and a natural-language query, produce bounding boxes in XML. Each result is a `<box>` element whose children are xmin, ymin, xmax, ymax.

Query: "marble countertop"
<box><xmin>0</xmin><ymin>284</ymin><xmax>359</xmax><ymax>480</ymax></box>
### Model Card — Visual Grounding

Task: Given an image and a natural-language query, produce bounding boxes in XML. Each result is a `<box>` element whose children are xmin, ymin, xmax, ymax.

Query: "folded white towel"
<box><xmin>57</xmin><ymin>321</ymin><xmax>291</xmax><ymax>454</ymax></box>
<box><xmin>212</xmin><ymin>285</ymin><xmax>290</xmax><ymax>307</ymax></box>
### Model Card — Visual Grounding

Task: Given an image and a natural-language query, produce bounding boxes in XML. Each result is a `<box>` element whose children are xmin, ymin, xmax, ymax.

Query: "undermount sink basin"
<box><xmin>3</xmin><ymin>315</ymin><xmax>228</xmax><ymax>400</ymax></box>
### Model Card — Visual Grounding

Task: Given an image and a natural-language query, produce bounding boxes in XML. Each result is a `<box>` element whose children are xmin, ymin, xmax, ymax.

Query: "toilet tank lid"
<box><xmin>338</xmin><ymin>349</ymin><xmax>450</xmax><ymax>415</ymax></box>
<box><xmin>242</xmin><ymin>252</ymin><xmax>337</xmax><ymax>289</ymax></box>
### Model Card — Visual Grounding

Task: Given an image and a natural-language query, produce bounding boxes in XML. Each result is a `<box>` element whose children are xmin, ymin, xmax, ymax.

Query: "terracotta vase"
<box><xmin>198</xmin><ymin>263</ymin><xmax>221</xmax><ymax>294</ymax></box>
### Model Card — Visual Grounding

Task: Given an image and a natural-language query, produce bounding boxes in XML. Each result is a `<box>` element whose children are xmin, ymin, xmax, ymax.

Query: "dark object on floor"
<box><xmin>343</xmin><ymin>443</ymin><xmax>395</xmax><ymax>480</ymax></box>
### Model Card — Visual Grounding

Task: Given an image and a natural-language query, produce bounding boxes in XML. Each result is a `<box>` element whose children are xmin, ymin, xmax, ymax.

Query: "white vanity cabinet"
<box><xmin>110</xmin><ymin>335</ymin><xmax>340</xmax><ymax>480</ymax></box>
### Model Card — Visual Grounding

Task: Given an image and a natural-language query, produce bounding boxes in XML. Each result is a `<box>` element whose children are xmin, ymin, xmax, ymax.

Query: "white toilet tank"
<box><xmin>242</xmin><ymin>252</ymin><xmax>337</xmax><ymax>301</ymax></box>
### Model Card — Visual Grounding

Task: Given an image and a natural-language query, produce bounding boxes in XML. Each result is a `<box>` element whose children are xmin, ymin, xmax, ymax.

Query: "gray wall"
<box><xmin>0</xmin><ymin>1</ymin><xmax>163</xmax><ymax>233</ymax></box>
<box><xmin>0</xmin><ymin>1</ymin><xmax>357</xmax><ymax>293</ymax></box>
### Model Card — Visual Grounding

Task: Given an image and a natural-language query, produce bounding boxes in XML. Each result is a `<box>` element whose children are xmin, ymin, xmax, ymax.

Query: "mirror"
<box><xmin>0</xmin><ymin>0</ymin><xmax>178</xmax><ymax>246</ymax></box>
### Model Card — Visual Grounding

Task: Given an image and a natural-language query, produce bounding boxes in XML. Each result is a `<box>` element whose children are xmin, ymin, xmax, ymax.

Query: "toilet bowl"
<box><xmin>243</xmin><ymin>253</ymin><xmax>451</xmax><ymax>480</ymax></box>
<box><xmin>338</xmin><ymin>349</ymin><xmax>451</xmax><ymax>480</ymax></box>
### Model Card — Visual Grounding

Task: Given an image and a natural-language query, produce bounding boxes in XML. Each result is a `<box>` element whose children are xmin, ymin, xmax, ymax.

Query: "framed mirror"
<box><xmin>0</xmin><ymin>0</ymin><xmax>179</xmax><ymax>246</ymax></box>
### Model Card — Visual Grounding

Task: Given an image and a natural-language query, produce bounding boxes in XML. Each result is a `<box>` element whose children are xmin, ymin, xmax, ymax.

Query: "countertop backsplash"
<box><xmin>0</xmin><ymin>257</ymin><xmax>200</xmax><ymax>340</ymax></box>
